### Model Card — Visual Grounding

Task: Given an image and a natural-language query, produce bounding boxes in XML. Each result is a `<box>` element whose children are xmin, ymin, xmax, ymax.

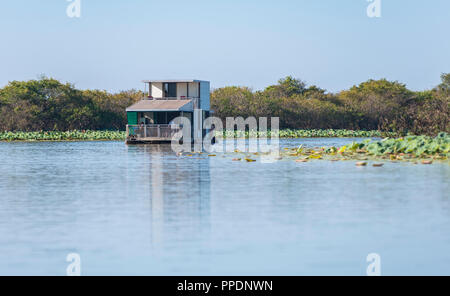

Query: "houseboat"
<box><xmin>126</xmin><ymin>79</ymin><xmax>211</xmax><ymax>144</ymax></box>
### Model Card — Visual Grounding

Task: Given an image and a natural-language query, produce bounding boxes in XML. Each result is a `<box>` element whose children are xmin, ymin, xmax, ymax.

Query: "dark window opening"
<box><xmin>163</xmin><ymin>83</ymin><xmax>177</xmax><ymax>98</ymax></box>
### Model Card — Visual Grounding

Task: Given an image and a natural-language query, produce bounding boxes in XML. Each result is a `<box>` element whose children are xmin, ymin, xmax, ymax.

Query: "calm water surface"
<box><xmin>0</xmin><ymin>139</ymin><xmax>449</xmax><ymax>275</ymax></box>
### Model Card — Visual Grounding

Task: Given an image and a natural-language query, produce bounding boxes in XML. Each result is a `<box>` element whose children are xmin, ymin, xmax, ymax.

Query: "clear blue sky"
<box><xmin>0</xmin><ymin>0</ymin><xmax>449</xmax><ymax>93</ymax></box>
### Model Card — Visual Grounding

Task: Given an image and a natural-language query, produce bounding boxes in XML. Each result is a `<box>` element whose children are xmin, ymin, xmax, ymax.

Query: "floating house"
<box><xmin>126</xmin><ymin>80</ymin><xmax>211</xmax><ymax>144</ymax></box>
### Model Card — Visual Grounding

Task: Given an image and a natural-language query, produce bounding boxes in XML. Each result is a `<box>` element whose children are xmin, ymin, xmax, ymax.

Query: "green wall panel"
<box><xmin>127</xmin><ymin>112</ymin><xmax>138</xmax><ymax>125</ymax></box>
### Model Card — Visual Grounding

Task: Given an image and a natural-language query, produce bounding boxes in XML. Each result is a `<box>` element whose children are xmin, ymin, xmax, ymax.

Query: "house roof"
<box><xmin>142</xmin><ymin>79</ymin><xmax>209</xmax><ymax>83</ymax></box>
<box><xmin>126</xmin><ymin>100</ymin><xmax>194</xmax><ymax>112</ymax></box>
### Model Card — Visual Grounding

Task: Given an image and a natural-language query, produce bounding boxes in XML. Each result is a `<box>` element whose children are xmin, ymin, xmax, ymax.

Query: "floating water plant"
<box><xmin>0</xmin><ymin>130</ymin><xmax>125</xmax><ymax>142</ymax></box>
<box><xmin>229</xmin><ymin>133</ymin><xmax>450</xmax><ymax>165</ymax></box>
<box><xmin>358</xmin><ymin>133</ymin><xmax>449</xmax><ymax>158</ymax></box>
<box><xmin>295</xmin><ymin>159</ymin><xmax>308</xmax><ymax>163</ymax></box>
<box><xmin>1</xmin><ymin>129</ymin><xmax>395</xmax><ymax>142</ymax></box>
<box><xmin>219</xmin><ymin>129</ymin><xmax>397</xmax><ymax>139</ymax></box>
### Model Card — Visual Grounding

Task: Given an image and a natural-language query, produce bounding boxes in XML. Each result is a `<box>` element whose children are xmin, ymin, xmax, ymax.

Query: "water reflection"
<box><xmin>0</xmin><ymin>140</ymin><xmax>449</xmax><ymax>275</ymax></box>
<box><xmin>128</xmin><ymin>145</ymin><xmax>211</xmax><ymax>254</ymax></box>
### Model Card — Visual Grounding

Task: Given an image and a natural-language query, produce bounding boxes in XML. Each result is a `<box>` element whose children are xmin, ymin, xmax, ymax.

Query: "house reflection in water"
<box><xmin>142</xmin><ymin>145</ymin><xmax>211</xmax><ymax>253</ymax></box>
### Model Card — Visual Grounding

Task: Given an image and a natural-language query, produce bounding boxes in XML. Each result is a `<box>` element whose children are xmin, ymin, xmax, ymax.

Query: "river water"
<box><xmin>0</xmin><ymin>139</ymin><xmax>449</xmax><ymax>275</ymax></box>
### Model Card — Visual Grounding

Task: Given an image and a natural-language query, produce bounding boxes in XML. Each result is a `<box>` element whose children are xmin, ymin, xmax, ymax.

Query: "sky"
<box><xmin>0</xmin><ymin>0</ymin><xmax>449</xmax><ymax>93</ymax></box>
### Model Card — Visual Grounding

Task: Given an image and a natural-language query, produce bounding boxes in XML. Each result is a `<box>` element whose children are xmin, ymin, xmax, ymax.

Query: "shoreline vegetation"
<box><xmin>0</xmin><ymin>75</ymin><xmax>448</xmax><ymax>163</ymax></box>
<box><xmin>0</xmin><ymin>74</ymin><xmax>448</xmax><ymax>135</ymax></box>
<box><xmin>211</xmin><ymin>74</ymin><xmax>449</xmax><ymax>136</ymax></box>
<box><xmin>0</xmin><ymin>129</ymin><xmax>394</xmax><ymax>142</ymax></box>
<box><xmin>0</xmin><ymin>130</ymin><xmax>125</xmax><ymax>142</ymax></box>
<box><xmin>225</xmin><ymin>129</ymin><xmax>397</xmax><ymax>138</ymax></box>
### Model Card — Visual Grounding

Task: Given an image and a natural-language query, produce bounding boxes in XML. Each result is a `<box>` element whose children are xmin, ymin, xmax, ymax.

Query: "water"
<box><xmin>0</xmin><ymin>139</ymin><xmax>449</xmax><ymax>275</ymax></box>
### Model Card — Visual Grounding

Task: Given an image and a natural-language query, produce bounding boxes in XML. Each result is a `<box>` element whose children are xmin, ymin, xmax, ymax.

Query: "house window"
<box><xmin>163</xmin><ymin>83</ymin><xmax>177</xmax><ymax>98</ymax></box>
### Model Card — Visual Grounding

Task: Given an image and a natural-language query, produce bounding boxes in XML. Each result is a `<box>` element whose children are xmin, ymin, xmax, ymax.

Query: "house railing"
<box><xmin>143</xmin><ymin>96</ymin><xmax>198</xmax><ymax>100</ymax></box>
<box><xmin>126</xmin><ymin>124</ymin><xmax>182</xmax><ymax>140</ymax></box>
<box><xmin>143</xmin><ymin>97</ymin><xmax>200</xmax><ymax>108</ymax></box>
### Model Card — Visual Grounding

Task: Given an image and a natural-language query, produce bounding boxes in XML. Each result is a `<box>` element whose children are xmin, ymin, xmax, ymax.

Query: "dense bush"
<box><xmin>0</xmin><ymin>77</ymin><xmax>142</xmax><ymax>131</ymax></box>
<box><xmin>211</xmin><ymin>75</ymin><xmax>449</xmax><ymax>136</ymax></box>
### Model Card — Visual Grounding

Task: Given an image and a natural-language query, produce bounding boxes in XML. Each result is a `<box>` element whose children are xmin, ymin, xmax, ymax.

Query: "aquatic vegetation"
<box><xmin>355</xmin><ymin>133</ymin><xmax>450</xmax><ymax>157</ymax></box>
<box><xmin>295</xmin><ymin>133</ymin><xmax>448</xmax><ymax>162</ymax></box>
<box><xmin>2</xmin><ymin>129</ymin><xmax>395</xmax><ymax>142</ymax></box>
<box><xmin>220</xmin><ymin>129</ymin><xmax>397</xmax><ymax>139</ymax></box>
<box><xmin>0</xmin><ymin>130</ymin><xmax>126</xmax><ymax>142</ymax></box>
<box><xmin>227</xmin><ymin>133</ymin><xmax>449</xmax><ymax>164</ymax></box>
<box><xmin>2</xmin><ymin>129</ymin><xmax>449</xmax><ymax>166</ymax></box>
<box><xmin>295</xmin><ymin>159</ymin><xmax>308</xmax><ymax>163</ymax></box>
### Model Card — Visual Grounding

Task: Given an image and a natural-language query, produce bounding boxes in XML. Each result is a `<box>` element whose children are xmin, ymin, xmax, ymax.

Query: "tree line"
<box><xmin>211</xmin><ymin>74</ymin><xmax>449</xmax><ymax>136</ymax></box>
<box><xmin>0</xmin><ymin>77</ymin><xmax>141</xmax><ymax>131</ymax></box>
<box><xmin>0</xmin><ymin>74</ymin><xmax>448</xmax><ymax>135</ymax></box>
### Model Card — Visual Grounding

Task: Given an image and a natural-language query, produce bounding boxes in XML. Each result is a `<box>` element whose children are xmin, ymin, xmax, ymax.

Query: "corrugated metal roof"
<box><xmin>126</xmin><ymin>100</ymin><xmax>193</xmax><ymax>112</ymax></box>
<box><xmin>142</xmin><ymin>79</ymin><xmax>209</xmax><ymax>83</ymax></box>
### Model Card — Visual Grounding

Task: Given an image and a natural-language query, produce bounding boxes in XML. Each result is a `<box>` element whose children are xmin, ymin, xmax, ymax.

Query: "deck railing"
<box><xmin>144</xmin><ymin>96</ymin><xmax>197</xmax><ymax>100</ymax></box>
<box><xmin>143</xmin><ymin>97</ymin><xmax>200</xmax><ymax>108</ymax></box>
<box><xmin>126</xmin><ymin>124</ymin><xmax>182</xmax><ymax>140</ymax></box>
